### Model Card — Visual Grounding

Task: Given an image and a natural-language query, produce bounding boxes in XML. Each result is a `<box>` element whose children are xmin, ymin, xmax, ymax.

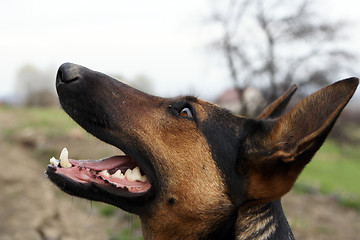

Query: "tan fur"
<box><xmin>114</xmin><ymin>79</ymin><xmax>358</xmax><ymax>238</ymax></box>
<box><xmin>123</xmin><ymin>99</ymin><xmax>233</xmax><ymax>239</ymax></box>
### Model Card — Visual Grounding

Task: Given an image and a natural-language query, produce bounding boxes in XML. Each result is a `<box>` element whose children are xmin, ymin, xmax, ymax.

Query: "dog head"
<box><xmin>47</xmin><ymin>63</ymin><xmax>358</xmax><ymax>239</ymax></box>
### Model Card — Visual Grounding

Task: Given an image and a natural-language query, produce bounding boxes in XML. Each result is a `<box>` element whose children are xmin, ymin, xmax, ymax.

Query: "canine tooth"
<box><xmin>100</xmin><ymin>170</ymin><xmax>110</xmax><ymax>177</ymax></box>
<box><xmin>59</xmin><ymin>148</ymin><xmax>72</xmax><ymax>168</ymax></box>
<box><xmin>49</xmin><ymin>157</ymin><xmax>59</xmax><ymax>167</ymax></box>
<box><xmin>113</xmin><ymin>170</ymin><xmax>125</xmax><ymax>179</ymax></box>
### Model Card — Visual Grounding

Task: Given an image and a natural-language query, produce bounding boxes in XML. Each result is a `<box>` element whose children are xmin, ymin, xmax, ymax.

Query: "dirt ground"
<box><xmin>1</xmin><ymin>111</ymin><xmax>360</xmax><ymax>240</ymax></box>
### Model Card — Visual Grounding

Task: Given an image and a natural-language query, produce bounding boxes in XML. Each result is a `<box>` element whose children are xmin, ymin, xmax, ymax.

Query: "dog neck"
<box><xmin>235</xmin><ymin>199</ymin><xmax>295</xmax><ymax>240</ymax></box>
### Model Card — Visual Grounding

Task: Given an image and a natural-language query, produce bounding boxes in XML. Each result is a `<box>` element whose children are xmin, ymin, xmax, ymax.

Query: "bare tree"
<box><xmin>209</xmin><ymin>0</ymin><xmax>355</xmax><ymax>103</ymax></box>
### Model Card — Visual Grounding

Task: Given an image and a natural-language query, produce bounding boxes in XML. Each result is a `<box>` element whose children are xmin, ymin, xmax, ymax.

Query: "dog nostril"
<box><xmin>57</xmin><ymin>69</ymin><xmax>66</xmax><ymax>82</ymax></box>
<box><xmin>57</xmin><ymin>63</ymin><xmax>81</xmax><ymax>83</ymax></box>
<box><xmin>66</xmin><ymin>75</ymin><xmax>79</xmax><ymax>82</ymax></box>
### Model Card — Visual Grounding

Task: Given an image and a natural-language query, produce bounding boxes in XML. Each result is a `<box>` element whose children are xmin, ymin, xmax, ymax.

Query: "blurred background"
<box><xmin>1</xmin><ymin>0</ymin><xmax>360</xmax><ymax>239</ymax></box>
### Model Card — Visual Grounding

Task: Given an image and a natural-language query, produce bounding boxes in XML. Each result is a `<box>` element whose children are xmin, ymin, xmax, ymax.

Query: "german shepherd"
<box><xmin>46</xmin><ymin>63</ymin><xmax>358</xmax><ymax>240</ymax></box>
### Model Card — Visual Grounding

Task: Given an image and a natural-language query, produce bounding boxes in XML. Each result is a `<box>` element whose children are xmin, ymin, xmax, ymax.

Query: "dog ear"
<box><xmin>244</xmin><ymin>78</ymin><xmax>358</xmax><ymax>202</ymax></box>
<box><xmin>257</xmin><ymin>84</ymin><xmax>298</xmax><ymax>120</ymax></box>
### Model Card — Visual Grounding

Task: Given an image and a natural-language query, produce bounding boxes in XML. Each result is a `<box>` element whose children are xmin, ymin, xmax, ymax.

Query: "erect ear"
<box><xmin>257</xmin><ymin>84</ymin><xmax>298</xmax><ymax>120</ymax></box>
<box><xmin>244</xmin><ymin>78</ymin><xmax>358</xmax><ymax>202</ymax></box>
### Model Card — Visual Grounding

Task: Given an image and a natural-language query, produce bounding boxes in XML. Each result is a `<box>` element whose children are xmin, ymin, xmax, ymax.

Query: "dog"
<box><xmin>46</xmin><ymin>63</ymin><xmax>358</xmax><ymax>240</ymax></box>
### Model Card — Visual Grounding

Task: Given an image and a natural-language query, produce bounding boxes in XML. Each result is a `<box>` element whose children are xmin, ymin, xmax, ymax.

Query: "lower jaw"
<box><xmin>53</xmin><ymin>163</ymin><xmax>151</xmax><ymax>193</ymax></box>
<box><xmin>46</xmin><ymin>148</ymin><xmax>158</xmax><ymax>213</ymax></box>
<box><xmin>46</xmin><ymin>165</ymin><xmax>154</xmax><ymax>211</ymax></box>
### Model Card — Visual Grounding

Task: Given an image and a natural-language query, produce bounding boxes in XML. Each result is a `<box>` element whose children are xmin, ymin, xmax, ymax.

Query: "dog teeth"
<box><xmin>124</xmin><ymin>167</ymin><xmax>147</xmax><ymax>182</ymax></box>
<box><xmin>100</xmin><ymin>170</ymin><xmax>110</xmax><ymax>177</ymax></box>
<box><xmin>48</xmin><ymin>149</ymin><xmax>148</xmax><ymax>183</ymax></box>
<box><xmin>140</xmin><ymin>175</ymin><xmax>148</xmax><ymax>183</ymax></box>
<box><xmin>49</xmin><ymin>148</ymin><xmax>72</xmax><ymax>168</ymax></box>
<box><xmin>49</xmin><ymin>157</ymin><xmax>59</xmax><ymax>167</ymax></box>
<box><xmin>113</xmin><ymin>169</ymin><xmax>125</xmax><ymax>179</ymax></box>
<box><xmin>131</xmin><ymin>166</ymin><xmax>142</xmax><ymax>180</ymax></box>
<box><xmin>124</xmin><ymin>169</ymin><xmax>133</xmax><ymax>180</ymax></box>
<box><xmin>59</xmin><ymin>148</ymin><xmax>72</xmax><ymax>168</ymax></box>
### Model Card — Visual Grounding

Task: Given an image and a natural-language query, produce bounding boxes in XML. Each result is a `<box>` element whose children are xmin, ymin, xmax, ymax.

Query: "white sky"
<box><xmin>1</xmin><ymin>0</ymin><xmax>360</xmax><ymax>101</ymax></box>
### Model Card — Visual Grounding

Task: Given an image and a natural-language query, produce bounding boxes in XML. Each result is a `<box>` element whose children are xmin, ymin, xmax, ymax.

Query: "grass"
<box><xmin>105</xmin><ymin>211</ymin><xmax>143</xmax><ymax>240</ymax></box>
<box><xmin>295</xmin><ymin>140</ymin><xmax>360</xmax><ymax>210</ymax></box>
<box><xmin>108</xmin><ymin>229</ymin><xmax>144</xmax><ymax>240</ymax></box>
<box><xmin>92</xmin><ymin>202</ymin><xmax>143</xmax><ymax>239</ymax></box>
<box><xmin>98</xmin><ymin>204</ymin><xmax>118</xmax><ymax>217</ymax></box>
<box><xmin>0</xmin><ymin>106</ymin><xmax>78</xmax><ymax>137</ymax></box>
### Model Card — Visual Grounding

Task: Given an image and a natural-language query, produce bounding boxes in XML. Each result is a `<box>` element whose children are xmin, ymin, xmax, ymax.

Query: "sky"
<box><xmin>1</xmin><ymin>0</ymin><xmax>360</xmax><ymax>102</ymax></box>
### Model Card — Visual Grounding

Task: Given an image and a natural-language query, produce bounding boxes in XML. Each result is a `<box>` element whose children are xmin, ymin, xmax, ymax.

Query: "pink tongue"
<box><xmin>69</xmin><ymin>156</ymin><xmax>132</xmax><ymax>171</ymax></box>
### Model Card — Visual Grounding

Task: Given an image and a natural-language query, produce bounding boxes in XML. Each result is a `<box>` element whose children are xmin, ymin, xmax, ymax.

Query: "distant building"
<box><xmin>215</xmin><ymin>87</ymin><xmax>266</xmax><ymax>116</ymax></box>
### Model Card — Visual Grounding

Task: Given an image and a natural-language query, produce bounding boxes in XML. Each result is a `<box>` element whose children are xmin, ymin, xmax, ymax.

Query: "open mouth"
<box><xmin>47</xmin><ymin>148</ymin><xmax>151</xmax><ymax>194</ymax></box>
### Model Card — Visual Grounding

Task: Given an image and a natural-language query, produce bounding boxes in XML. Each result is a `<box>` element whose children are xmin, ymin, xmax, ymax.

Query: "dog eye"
<box><xmin>179</xmin><ymin>107</ymin><xmax>193</xmax><ymax>118</ymax></box>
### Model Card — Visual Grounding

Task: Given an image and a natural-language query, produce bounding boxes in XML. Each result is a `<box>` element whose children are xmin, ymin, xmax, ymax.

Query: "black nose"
<box><xmin>56</xmin><ymin>62</ymin><xmax>82</xmax><ymax>84</ymax></box>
